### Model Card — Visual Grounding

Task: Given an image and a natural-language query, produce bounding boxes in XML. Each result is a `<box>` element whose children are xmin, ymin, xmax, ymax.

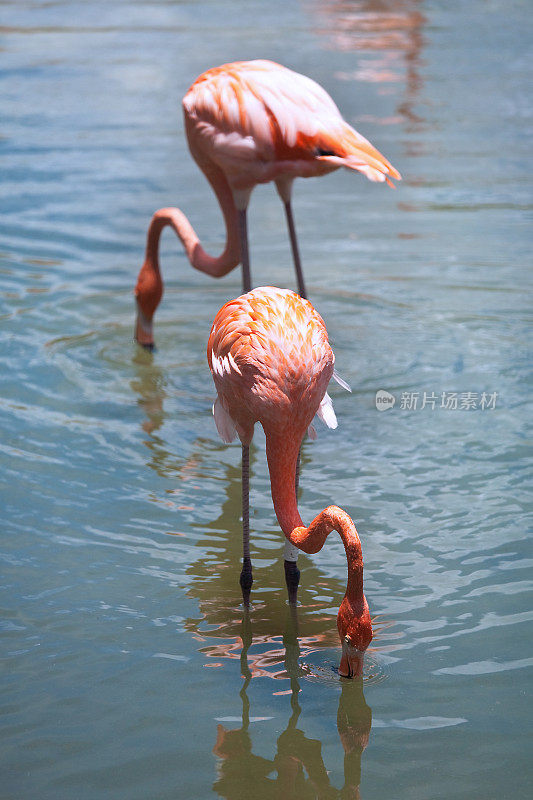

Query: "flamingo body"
<box><xmin>135</xmin><ymin>60</ymin><xmax>400</xmax><ymax>347</ymax></box>
<box><xmin>184</xmin><ymin>59</ymin><xmax>400</xmax><ymax>196</ymax></box>
<box><xmin>208</xmin><ymin>286</ymin><xmax>334</xmax><ymax>446</ymax></box>
<box><xmin>208</xmin><ymin>287</ymin><xmax>372</xmax><ymax>677</ymax></box>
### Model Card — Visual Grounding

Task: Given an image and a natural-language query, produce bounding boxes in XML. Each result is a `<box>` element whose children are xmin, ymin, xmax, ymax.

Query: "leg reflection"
<box><xmin>274</xmin><ymin>605</ymin><xmax>333</xmax><ymax>797</ymax></box>
<box><xmin>213</xmin><ymin>606</ymin><xmax>373</xmax><ymax>799</ymax></box>
<box><xmin>212</xmin><ymin>609</ymin><xmax>274</xmax><ymax>796</ymax></box>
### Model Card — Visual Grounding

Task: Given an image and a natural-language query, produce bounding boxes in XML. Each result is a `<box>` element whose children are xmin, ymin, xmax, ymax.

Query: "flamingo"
<box><xmin>207</xmin><ymin>286</ymin><xmax>372</xmax><ymax>678</ymax></box>
<box><xmin>135</xmin><ymin>59</ymin><xmax>400</xmax><ymax>347</ymax></box>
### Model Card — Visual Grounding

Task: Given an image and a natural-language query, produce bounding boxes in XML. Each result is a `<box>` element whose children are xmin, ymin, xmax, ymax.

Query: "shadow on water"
<box><xmin>213</xmin><ymin>607</ymin><xmax>372</xmax><ymax>800</ymax></box>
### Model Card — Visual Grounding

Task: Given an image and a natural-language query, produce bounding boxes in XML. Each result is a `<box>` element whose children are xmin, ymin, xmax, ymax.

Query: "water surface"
<box><xmin>1</xmin><ymin>1</ymin><xmax>532</xmax><ymax>798</ymax></box>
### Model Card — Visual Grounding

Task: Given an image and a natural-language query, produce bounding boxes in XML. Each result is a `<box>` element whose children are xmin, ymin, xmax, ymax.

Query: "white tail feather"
<box><xmin>213</xmin><ymin>398</ymin><xmax>237</xmax><ymax>443</ymax></box>
<box><xmin>333</xmin><ymin>369</ymin><xmax>351</xmax><ymax>392</ymax></box>
<box><xmin>316</xmin><ymin>391</ymin><xmax>338</xmax><ymax>430</ymax></box>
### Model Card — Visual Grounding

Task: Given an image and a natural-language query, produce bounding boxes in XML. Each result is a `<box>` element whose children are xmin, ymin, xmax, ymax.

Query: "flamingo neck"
<box><xmin>265</xmin><ymin>429</ymin><xmax>304</xmax><ymax>535</ymax></box>
<box><xmin>183</xmin><ymin>160</ymin><xmax>243</xmax><ymax>275</ymax></box>
<box><xmin>146</xmin><ymin>161</ymin><xmax>241</xmax><ymax>276</ymax></box>
<box><xmin>265</xmin><ymin>430</ymin><xmax>364</xmax><ymax>603</ymax></box>
<box><xmin>135</xmin><ymin>162</ymin><xmax>242</xmax><ymax>322</ymax></box>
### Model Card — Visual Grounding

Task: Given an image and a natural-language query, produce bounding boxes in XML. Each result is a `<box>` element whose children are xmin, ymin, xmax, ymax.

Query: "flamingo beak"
<box><xmin>134</xmin><ymin>301</ymin><xmax>155</xmax><ymax>350</ymax></box>
<box><xmin>339</xmin><ymin>637</ymin><xmax>365</xmax><ymax>679</ymax></box>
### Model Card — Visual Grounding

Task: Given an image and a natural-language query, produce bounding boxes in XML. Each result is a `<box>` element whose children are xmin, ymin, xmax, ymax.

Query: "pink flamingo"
<box><xmin>135</xmin><ymin>59</ymin><xmax>400</xmax><ymax>347</ymax></box>
<box><xmin>207</xmin><ymin>286</ymin><xmax>372</xmax><ymax>678</ymax></box>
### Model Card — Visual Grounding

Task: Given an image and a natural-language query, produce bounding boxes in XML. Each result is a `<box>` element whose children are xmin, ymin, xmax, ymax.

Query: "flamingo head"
<box><xmin>134</xmin><ymin>299</ymin><xmax>155</xmax><ymax>350</ymax></box>
<box><xmin>337</xmin><ymin>595</ymin><xmax>373</xmax><ymax>679</ymax></box>
<box><xmin>134</xmin><ymin>260</ymin><xmax>163</xmax><ymax>350</ymax></box>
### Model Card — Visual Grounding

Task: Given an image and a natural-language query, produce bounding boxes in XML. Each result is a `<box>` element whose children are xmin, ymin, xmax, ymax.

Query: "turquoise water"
<box><xmin>1</xmin><ymin>1</ymin><xmax>532</xmax><ymax>798</ymax></box>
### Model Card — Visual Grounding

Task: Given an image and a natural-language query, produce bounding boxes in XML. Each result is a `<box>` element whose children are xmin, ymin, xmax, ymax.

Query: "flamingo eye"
<box><xmin>316</xmin><ymin>147</ymin><xmax>336</xmax><ymax>157</ymax></box>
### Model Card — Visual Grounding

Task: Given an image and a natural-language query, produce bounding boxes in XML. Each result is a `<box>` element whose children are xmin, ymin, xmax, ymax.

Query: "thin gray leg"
<box><xmin>238</xmin><ymin>209</ymin><xmax>252</xmax><ymax>293</ymax></box>
<box><xmin>284</xmin><ymin>200</ymin><xmax>307</xmax><ymax>299</ymax></box>
<box><xmin>284</xmin><ymin>448</ymin><xmax>301</xmax><ymax>605</ymax></box>
<box><xmin>239</xmin><ymin>444</ymin><xmax>253</xmax><ymax>605</ymax></box>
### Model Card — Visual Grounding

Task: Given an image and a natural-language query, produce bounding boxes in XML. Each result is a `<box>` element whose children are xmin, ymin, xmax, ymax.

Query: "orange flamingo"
<box><xmin>135</xmin><ymin>59</ymin><xmax>400</xmax><ymax>347</ymax></box>
<box><xmin>207</xmin><ymin>286</ymin><xmax>372</xmax><ymax>678</ymax></box>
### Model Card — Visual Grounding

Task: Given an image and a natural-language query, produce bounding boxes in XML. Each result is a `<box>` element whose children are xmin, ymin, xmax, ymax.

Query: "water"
<box><xmin>1</xmin><ymin>1</ymin><xmax>531</xmax><ymax>798</ymax></box>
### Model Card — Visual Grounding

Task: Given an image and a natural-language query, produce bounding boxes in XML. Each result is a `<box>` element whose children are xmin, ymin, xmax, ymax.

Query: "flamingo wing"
<box><xmin>184</xmin><ymin>60</ymin><xmax>400</xmax><ymax>187</ymax></box>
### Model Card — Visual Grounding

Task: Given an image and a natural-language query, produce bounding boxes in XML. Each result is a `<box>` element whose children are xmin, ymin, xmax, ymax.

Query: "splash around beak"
<box><xmin>339</xmin><ymin>637</ymin><xmax>365</xmax><ymax>679</ymax></box>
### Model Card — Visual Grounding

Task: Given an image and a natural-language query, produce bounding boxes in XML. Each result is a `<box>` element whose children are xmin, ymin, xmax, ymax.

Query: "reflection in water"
<box><xmin>130</xmin><ymin>348</ymin><xmax>204</xmax><ymax>494</ymax></box>
<box><xmin>131</xmin><ymin>347</ymin><xmax>167</xmax><ymax>436</ymax></box>
<box><xmin>213</xmin><ymin>608</ymin><xmax>372</xmax><ymax>799</ymax></box>
<box><xmin>313</xmin><ymin>0</ymin><xmax>426</xmax><ymax>128</ymax></box>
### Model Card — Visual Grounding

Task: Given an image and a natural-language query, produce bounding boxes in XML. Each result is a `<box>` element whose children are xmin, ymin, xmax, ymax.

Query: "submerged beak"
<box><xmin>134</xmin><ymin>301</ymin><xmax>154</xmax><ymax>350</ymax></box>
<box><xmin>339</xmin><ymin>638</ymin><xmax>365</xmax><ymax>679</ymax></box>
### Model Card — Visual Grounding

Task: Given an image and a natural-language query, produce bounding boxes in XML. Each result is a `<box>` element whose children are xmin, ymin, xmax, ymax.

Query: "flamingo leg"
<box><xmin>284</xmin><ymin>555</ymin><xmax>300</xmax><ymax>607</ymax></box>
<box><xmin>237</xmin><ymin>209</ymin><xmax>252</xmax><ymax>294</ymax></box>
<box><xmin>239</xmin><ymin>444</ymin><xmax>253</xmax><ymax>606</ymax></box>
<box><xmin>284</xmin><ymin>449</ymin><xmax>301</xmax><ymax>605</ymax></box>
<box><xmin>284</xmin><ymin>201</ymin><xmax>307</xmax><ymax>300</ymax></box>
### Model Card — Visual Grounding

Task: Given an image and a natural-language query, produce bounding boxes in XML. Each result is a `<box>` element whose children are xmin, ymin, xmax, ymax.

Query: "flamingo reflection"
<box><xmin>213</xmin><ymin>606</ymin><xmax>372</xmax><ymax>799</ymax></box>
<box><xmin>130</xmin><ymin>348</ymin><xmax>205</xmax><ymax>492</ymax></box>
<box><xmin>131</xmin><ymin>347</ymin><xmax>167</xmax><ymax>437</ymax></box>
<box><xmin>313</xmin><ymin>0</ymin><xmax>426</xmax><ymax>129</ymax></box>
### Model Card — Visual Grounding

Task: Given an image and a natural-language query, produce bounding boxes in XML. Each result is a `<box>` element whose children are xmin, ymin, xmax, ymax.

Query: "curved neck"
<box><xmin>265</xmin><ymin>431</ymin><xmax>364</xmax><ymax>601</ymax></box>
<box><xmin>144</xmin><ymin>163</ymin><xmax>241</xmax><ymax>279</ymax></box>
